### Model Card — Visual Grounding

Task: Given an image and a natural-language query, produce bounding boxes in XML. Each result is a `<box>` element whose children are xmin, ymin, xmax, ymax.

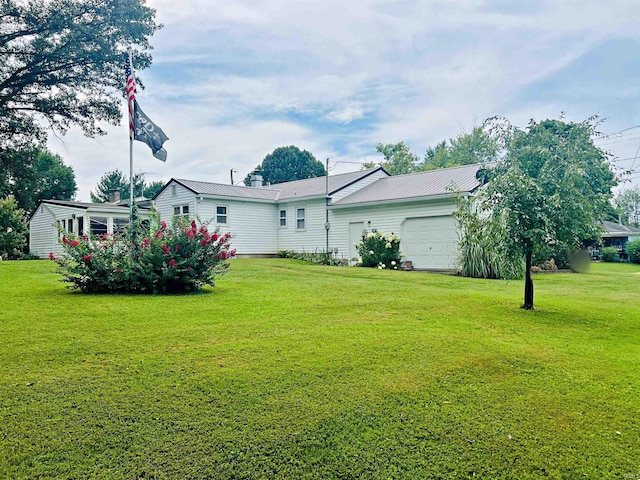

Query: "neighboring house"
<box><xmin>29</xmin><ymin>199</ymin><xmax>150</xmax><ymax>258</ymax></box>
<box><xmin>601</xmin><ymin>221</ymin><xmax>640</xmax><ymax>250</ymax></box>
<box><xmin>153</xmin><ymin>163</ymin><xmax>485</xmax><ymax>270</ymax></box>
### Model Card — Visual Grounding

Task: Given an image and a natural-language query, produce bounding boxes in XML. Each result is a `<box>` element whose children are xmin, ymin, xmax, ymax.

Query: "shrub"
<box><xmin>600</xmin><ymin>247</ymin><xmax>618</xmax><ymax>263</ymax></box>
<box><xmin>627</xmin><ymin>240</ymin><xmax>640</xmax><ymax>264</ymax></box>
<box><xmin>354</xmin><ymin>229</ymin><xmax>403</xmax><ymax>269</ymax></box>
<box><xmin>533</xmin><ymin>243</ymin><xmax>570</xmax><ymax>269</ymax></box>
<box><xmin>54</xmin><ymin>215</ymin><xmax>235</xmax><ymax>293</ymax></box>
<box><xmin>279</xmin><ymin>250</ymin><xmax>344</xmax><ymax>266</ymax></box>
<box><xmin>453</xmin><ymin>198</ymin><xmax>523</xmax><ymax>280</ymax></box>
<box><xmin>0</xmin><ymin>196</ymin><xmax>28</xmax><ymax>260</ymax></box>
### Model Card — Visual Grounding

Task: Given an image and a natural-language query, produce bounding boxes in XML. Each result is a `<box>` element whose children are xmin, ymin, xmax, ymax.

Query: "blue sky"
<box><xmin>47</xmin><ymin>0</ymin><xmax>640</xmax><ymax>201</ymax></box>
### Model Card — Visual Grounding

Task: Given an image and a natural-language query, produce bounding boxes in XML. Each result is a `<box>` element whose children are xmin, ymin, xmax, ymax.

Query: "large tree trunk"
<box><xmin>521</xmin><ymin>248</ymin><xmax>534</xmax><ymax>310</ymax></box>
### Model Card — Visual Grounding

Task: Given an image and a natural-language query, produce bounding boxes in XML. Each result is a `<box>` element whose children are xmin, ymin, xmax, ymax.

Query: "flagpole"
<box><xmin>128</xmin><ymin>49</ymin><xmax>135</xmax><ymax>223</ymax></box>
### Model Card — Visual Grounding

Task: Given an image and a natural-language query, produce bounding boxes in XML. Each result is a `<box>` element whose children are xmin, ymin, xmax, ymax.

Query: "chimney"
<box><xmin>108</xmin><ymin>189</ymin><xmax>121</xmax><ymax>203</ymax></box>
<box><xmin>250</xmin><ymin>170</ymin><xmax>263</xmax><ymax>188</ymax></box>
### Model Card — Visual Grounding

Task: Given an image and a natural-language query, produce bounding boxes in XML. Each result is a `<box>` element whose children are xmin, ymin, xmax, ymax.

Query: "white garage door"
<box><xmin>401</xmin><ymin>216</ymin><xmax>458</xmax><ymax>270</ymax></box>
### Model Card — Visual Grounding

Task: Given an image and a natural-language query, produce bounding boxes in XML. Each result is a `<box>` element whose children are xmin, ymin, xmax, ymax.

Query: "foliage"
<box><xmin>354</xmin><ymin>229</ymin><xmax>403</xmax><ymax>269</ymax></box>
<box><xmin>0</xmin><ymin>0</ymin><xmax>160</xmax><ymax>149</ymax></box>
<box><xmin>0</xmin><ymin>196</ymin><xmax>28</xmax><ymax>259</ymax></box>
<box><xmin>480</xmin><ymin>117</ymin><xmax>617</xmax><ymax>309</ymax></box>
<box><xmin>600</xmin><ymin>246</ymin><xmax>619</xmax><ymax>263</ymax></box>
<box><xmin>532</xmin><ymin>243</ymin><xmax>570</xmax><ymax>269</ymax></box>
<box><xmin>54</xmin><ymin>216</ymin><xmax>235</xmax><ymax>293</ymax></box>
<box><xmin>1</xmin><ymin>260</ymin><xmax>640</xmax><ymax>478</ymax></box>
<box><xmin>244</xmin><ymin>146</ymin><xmax>326</xmax><ymax>185</ymax></box>
<box><xmin>90</xmin><ymin>170</ymin><xmax>162</xmax><ymax>202</ymax></box>
<box><xmin>613</xmin><ymin>185</ymin><xmax>640</xmax><ymax>227</ymax></box>
<box><xmin>627</xmin><ymin>239</ymin><xmax>640</xmax><ymax>264</ymax></box>
<box><xmin>144</xmin><ymin>180</ymin><xmax>165</xmax><ymax>199</ymax></box>
<box><xmin>423</xmin><ymin>126</ymin><xmax>499</xmax><ymax>171</ymax></box>
<box><xmin>0</xmin><ymin>146</ymin><xmax>76</xmax><ymax>214</ymax></box>
<box><xmin>453</xmin><ymin>196</ymin><xmax>523</xmax><ymax>279</ymax></box>
<box><xmin>279</xmin><ymin>250</ymin><xmax>344</xmax><ymax>266</ymax></box>
<box><xmin>363</xmin><ymin>141</ymin><xmax>420</xmax><ymax>175</ymax></box>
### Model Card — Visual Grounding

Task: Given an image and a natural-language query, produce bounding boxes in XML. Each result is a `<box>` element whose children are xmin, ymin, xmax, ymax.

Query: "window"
<box><xmin>171</xmin><ymin>184</ymin><xmax>177</xmax><ymax>196</ymax></box>
<box><xmin>90</xmin><ymin>217</ymin><xmax>108</xmax><ymax>236</ymax></box>
<box><xmin>173</xmin><ymin>205</ymin><xmax>189</xmax><ymax>218</ymax></box>
<box><xmin>279</xmin><ymin>209</ymin><xmax>287</xmax><ymax>227</ymax></box>
<box><xmin>77</xmin><ymin>217</ymin><xmax>84</xmax><ymax>236</ymax></box>
<box><xmin>296</xmin><ymin>208</ymin><xmax>305</xmax><ymax>230</ymax></box>
<box><xmin>67</xmin><ymin>218</ymin><xmax>73</xmax><ymax>233</ymax></box>
<box><xmin>216</xmin><ymin>205</ymin><xmax>227</xmax><ymax>224</ymax></box>
<box><xmin>113</xmin><ymin>218</ymin><xmax>128</xmax><ymax>234</ymax></box>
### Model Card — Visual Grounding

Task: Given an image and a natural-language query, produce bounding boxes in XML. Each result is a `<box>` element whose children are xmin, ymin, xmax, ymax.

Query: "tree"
<box><xmin>423</xmin><ymin>126</ymin><xmax>500</xmax><ymax>171</ymax></box>
<box><xmin>363</xmin><ymin>142</ymin><xmax>419</xmax><ymax>175</ymax></box>
<box><xmin>144</xmin><ymin>180</ymin><xmax>165</xmax><ymax>199</ymax></box>
<box><xmin>0</xmin><ymin>195</ymin><xmax>28</xmax><ymax>259</ymax></box>
<box><xmin>0</xmin><ymin>0</ymin><xmax>160</xmax><ymax>148</ymax></box>
<box><xmin>613</xmin><ymin>186</ymin><xmax>640</xmax><ymax>227</ymax></box>
<box><xmin>90</xmin><ymin>170</ymin><xmax>153</xmax><ymax>203</ymax></box>
<box><xmin>244</xmin><ymin>146</ymin><xmax>326</xmax><ymax>185</ymax></box>
<box><xmin>479</xmin><ymin>118</ymin><xmax>617</xmax><ymax>309</ymax></box>
<box><xmin>0</xmin><ymin>146</ymin><xmax>76</xmax><ymax>213</ymax></box>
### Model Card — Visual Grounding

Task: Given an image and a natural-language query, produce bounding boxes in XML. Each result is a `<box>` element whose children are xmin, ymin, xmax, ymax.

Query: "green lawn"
<box><xmin>1</xmin><ymin>259</ymin><xmax>639</xmax><ymax>479</ymax></box>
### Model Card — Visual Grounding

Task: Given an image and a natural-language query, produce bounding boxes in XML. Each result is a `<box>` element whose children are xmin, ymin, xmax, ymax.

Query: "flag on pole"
<box><xmin>133</xmin><ymin>99</ymin><xmax>169</xmax><ymax>161</ymax></box>
<box><xmin>125</xmin><ymin>55</ymin><xmax>137</xmax><ymax>140</ymax></box>
<box><xmin>125</xmin><ymin>54</ymin><xmax>169</xmax><ymax>161</ymax></box>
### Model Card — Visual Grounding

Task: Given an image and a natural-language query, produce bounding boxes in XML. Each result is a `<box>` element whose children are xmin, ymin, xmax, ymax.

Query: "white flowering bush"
<box><xmin>355</xmin><ymin>229</ymin><xmax>403</xmax><ymax>269</ymax></box>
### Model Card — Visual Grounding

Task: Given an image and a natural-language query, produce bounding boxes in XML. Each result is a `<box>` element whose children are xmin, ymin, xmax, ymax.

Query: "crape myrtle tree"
<box><xmin>480</xmin><ymin>118</ymin><xmax>617</xmax><ymax>310</ymax></box>
<box><xmin>244</xmin><ymin>146</ymin><xmax>326</xmax><ymax>185</ymax></box>
<box><xmin>0</xmin><ymin>0</ymin><xmax>160</xmax><ymax>149</ymax></box>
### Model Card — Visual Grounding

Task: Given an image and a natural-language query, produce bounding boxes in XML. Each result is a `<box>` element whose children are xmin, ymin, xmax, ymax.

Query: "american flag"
<box><xmin>125</xmin><ymin>54</ymin><xmax>137</xmax><ymax>139</ymax></box>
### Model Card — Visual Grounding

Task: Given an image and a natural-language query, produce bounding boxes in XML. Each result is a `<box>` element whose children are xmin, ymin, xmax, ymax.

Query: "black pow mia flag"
<box><xmin>133</xmin><ymin>99</ymin><xmax>169</xmax><ymax>162</ymax></box>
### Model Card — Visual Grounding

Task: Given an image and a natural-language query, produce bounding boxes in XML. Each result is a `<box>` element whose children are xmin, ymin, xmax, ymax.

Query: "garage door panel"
<box><xmin>402</xmin><ymin>216</ymin><xmax>458</xmax><ymax>269</ymax></box>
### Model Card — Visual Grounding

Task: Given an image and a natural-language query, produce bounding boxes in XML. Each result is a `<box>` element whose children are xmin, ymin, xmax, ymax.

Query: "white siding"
<box><xmin>277</xmin><ymin>198</ymin><xmax>329</xmax><ymax>253</ymax></box>
<box><xmin>154</xmin><ymin>181</ymin><xmax>196</xmax><ymax>221</ymax></box>
<box><xmin>29</xmin><ymin>204</ymin><xmax>59</xmax><ymax>258</ymax></box>
<box><xmin>328</xmin><ymin>199</ymin><xmax>459</xmax><ymax>268</ymax></box>
<box><xmin>197</xmin><ymin>198</ymin><xmax>278</xmax><ymax>254</ymax></box>
<box><xmin>331</xmin><ymin>169</ymin><xmax>388</xmax><ymax>202</ymax></box>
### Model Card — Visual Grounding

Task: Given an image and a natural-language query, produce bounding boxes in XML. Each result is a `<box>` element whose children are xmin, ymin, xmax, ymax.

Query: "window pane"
<box><xmin>182</xmin><ymin>205</ymin><xmax>189</xmax><ymax>214</ymax></box>
<box><xmin>67</xmin><ymin>219</ymin><xmax>73</xmax><ymax>233</ymax></box>
<box><xmin>174</xmin><ymin>206</ymin><xmax>181</xmax><ymax>215</ymax></box>
<box><xmin>90</xmin><ymin>217</ymin><xmax>108</xmax><ymax>236</ymax></box>
<box><xmin>216</xmin><ymin>206</ymin><xmax>227</xmax><ymax>224</ymax></box>
<box><xmin>280</xmin><ymin>209</ymin><xmax>286</xmax><ymax>227</ymax></box>
<box><xmin>297</xmin><ymin>219</ymin><xmax>305</xmax><ymax>229</ymax></box>
<box><xmin>113</xmin><ymin>218</ymin><xmax>128</xmax><ymax>234</ymax></box>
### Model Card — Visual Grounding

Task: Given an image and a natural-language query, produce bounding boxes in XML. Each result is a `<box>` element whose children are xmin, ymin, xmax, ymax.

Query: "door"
<box><xmin>349</xmin><ymin>222</ymin><xmax>364</xmax><ymax>265</ymax></box>
<box><xmin>401</xmin><ymin>216</ymin><xmax>458</xmax><ymax>269</ymax></box>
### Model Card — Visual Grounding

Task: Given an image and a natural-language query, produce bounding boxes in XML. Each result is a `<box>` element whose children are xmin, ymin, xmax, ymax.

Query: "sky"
<box><xmin>47</xmin><ymin>0</ymin><xmax>640</xmax><ymax>201</ymax></box>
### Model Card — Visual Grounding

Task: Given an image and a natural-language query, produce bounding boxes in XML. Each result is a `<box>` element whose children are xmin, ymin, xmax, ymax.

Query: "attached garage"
<box><xmin>401</xmin><ymin>216</ymin><xmax>458</xmax><ymax>270</ymax></box>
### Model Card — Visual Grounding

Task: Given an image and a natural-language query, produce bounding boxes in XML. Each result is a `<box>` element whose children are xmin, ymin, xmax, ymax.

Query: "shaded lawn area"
<box><xmin>0</xmin><ymin>259</ymin><xmax>639</xmax><ymax>479</ymax></box>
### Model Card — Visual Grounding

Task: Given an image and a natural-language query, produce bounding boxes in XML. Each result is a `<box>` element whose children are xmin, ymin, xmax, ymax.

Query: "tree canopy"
<box><xmin>0</xmin><ymin>0</ymin><xmax>160</xmax><ymax>149</ymax></box>
<box><xmin>423</xmin><ymin>126</ymin><xmax>499</xmax><ymax>171</ymax></box>
<box><xmin>244</xmin><ymin>146</ymin><xmax>326</xmax><ymax>185</ymax></box>
<box><xmin>91</xmin><ymin>170</ymin><xmax>162</xmax><ymax>202</ymax></box>
<box><xmin>613</xmin><ymin>185</ymin><xmax>640</xmax><ymax>227</ymax></box>
<box><xmin>363</xmin><ymin>142</ymin><xmax>419</xmax><ymax>175</ymax></box>
<box><xmin>0</xmin><ymin>146</ymin><xmax>77</xmax><ymax>214</ymax></box>
<box><xmin>479</xmin><ymin>118</ymin><xmax>617</xmax><ymax>309</ymax></box>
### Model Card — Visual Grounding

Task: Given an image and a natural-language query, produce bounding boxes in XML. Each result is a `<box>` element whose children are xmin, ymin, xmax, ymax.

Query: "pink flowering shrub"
<box><xmin>55</xmin><ymin>215</ymin><xmax>235</xmax><ymax>293</ymax></box>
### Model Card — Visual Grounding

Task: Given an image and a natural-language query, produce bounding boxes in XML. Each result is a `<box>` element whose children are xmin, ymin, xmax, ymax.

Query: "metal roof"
<box><xmin>38</xmin><ymin>199</ymin><xmax>134</xmax><ymax>211</ymax></box>
<box><xmin>333</xmin><ymin>163</ymin><xmax>484</xmax><ymax>206</ymax></box>
<box><xmin>173</xmin><ymin>168</ymin><xmax>384</xmax><ymax>202</ymax></box>
<box><xmin>602</xmin><ymin>221</ymin><xmax>640</xmax><ymax>237</ymax></box>
<box><xmin>174</xmin><ymin>179</ymin><xmax>280</xmax><ymax>201</ymax></box>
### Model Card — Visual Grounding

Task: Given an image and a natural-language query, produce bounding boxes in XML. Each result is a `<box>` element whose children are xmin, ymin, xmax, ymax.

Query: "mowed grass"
<box><xmin>0</xmin><ymin>259</ymin><xmax>639</xmax><ymax>479</ymax></box>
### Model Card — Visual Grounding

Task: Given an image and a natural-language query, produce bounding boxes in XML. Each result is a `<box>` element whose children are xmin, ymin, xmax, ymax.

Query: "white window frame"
<box><xmin>216</xmin><ymin>205</ymin><xmax>228</xmax><ymax>224</ymax></box>
<box><xmin>279</xmin><ymin>209</ymin><xmax>287</xmax><ymax>227</ymax></box>
<box><xmin>296</xmin><ymin>207</ymin><xmax>305</xmax><ymax>230</ymax></box>
<box><xmin>173</xmin><ymin>204</ymin><xmax>190</xmax><ymax>218</ymax></box>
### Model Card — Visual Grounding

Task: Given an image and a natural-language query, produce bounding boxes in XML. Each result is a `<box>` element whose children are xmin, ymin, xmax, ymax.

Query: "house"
<box><xmin>601</xmin><ymin>221</ymin><xmax>640</xmax><ymax>250</ymax></box>
<box><xmin>153</xmin><ymin>163</ymin><xmax>485</xmax><ymax>270</ymax></box>
<box><xmin>29</xmin><ymin>199</ymin><xmax>150</xmax><ymax>259</ymax></box>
